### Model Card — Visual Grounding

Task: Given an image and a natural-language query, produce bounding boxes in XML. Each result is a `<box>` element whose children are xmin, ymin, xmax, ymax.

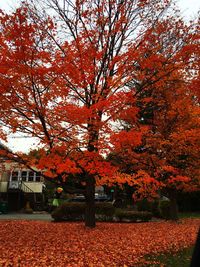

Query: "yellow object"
<box><xmin>56</xmin><ymin>187</ymin><xmax>63</xmax><ymax>193</ymax></box>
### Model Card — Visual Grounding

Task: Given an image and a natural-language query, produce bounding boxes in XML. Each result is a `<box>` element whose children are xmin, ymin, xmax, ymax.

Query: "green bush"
<box><xmin>150</xmin><ymin>200</ymin><xmax>161</xmax><ymax>217</ymax></box>
<box><xmin>137</xmin><ymin>199</ymin><xmax>160</xmax><ymax>217</ymax></box>
<box><xmin>95</xmin><ymin>202</ymin><xmax>115</xmax><ymax>216</ymax></box>
<box><xmin>137</xmin><ymin>199</ymin><xmax>152</xmax><ymax>212</ymax></box>
<box><xmin>115</xmin><ymin>209</ymin><xmax>152</xmax><ymax>222</ymax></box>
<box><xmin>159</xmin><ymin>200</ymin><xmax>171</xmax><ymax>219</ymax></box>
<box><xmin>52</xmin><ymin>202</ymin><xmax>153</xmax><ymax>222</ymax></box>
<box><xmin>177</xmin><ymin>191</ymin><xmax>200</xmax><ymax>212</ymax></box>
<box><xmin>52</xmin><ymin>202</ymin><xmax>85</xmax><ymax>221</ymax></box>
<box><xmin>95</xmin><ymin>202</ymin><xmax>115</xmax><ymax>221</ymax></box>
<box><xmin>51</xmin><ymin>202</ymin><xmax>115</xmax><ymax>221</ymax></box>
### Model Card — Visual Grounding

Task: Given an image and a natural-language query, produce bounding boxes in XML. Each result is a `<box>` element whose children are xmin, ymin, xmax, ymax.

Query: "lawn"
<box><xmin>143</xmin><ymin>246</ymin><xmax>194</xmax><ymax>267</ymax></box>
<box><xmin>0</xmin><ymin>219</ymin><xmax>199</xmax><ymax>266</ymax></box>
<box><xmin>179</xmin><ymin>212</ymin><xmax>200</xmax><ymax>219</ymax></box>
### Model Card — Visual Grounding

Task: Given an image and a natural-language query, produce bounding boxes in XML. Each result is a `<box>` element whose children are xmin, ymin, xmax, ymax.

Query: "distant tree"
<box><xmin>109</xmin><ymin>21</ymin><xmax>200</xmax><ymax>219</ymax></box>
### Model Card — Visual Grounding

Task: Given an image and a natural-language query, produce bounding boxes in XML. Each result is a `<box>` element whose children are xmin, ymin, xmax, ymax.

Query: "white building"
<box><xmin>0</xmin><ymin>143</ymin><xmax>45</xmax><ymax>211</ymax></box>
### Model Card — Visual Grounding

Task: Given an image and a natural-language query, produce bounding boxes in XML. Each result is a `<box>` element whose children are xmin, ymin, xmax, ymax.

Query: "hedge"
<box><xmin>159</xmin><ymin>200</ymin><xmax>171</xmax><ymax>220</ymax></box>
<box><xmin>51</xmin><ymin>202</ymin><xmax>115</xmax><ymax>221</ymax></box>
<box><xmin>51</xmin><ymin>202</ymin><xmax>153</xmax><ymax>222</ymax></box>
<box><xmin>137</xmin><ymin>199</ymin><xmax>160</xmax><ymax>217</ymax></box>
<box><xmin>177</xmin><ymin>191</ymin><xmax>200</xmax><ymax>212</ymax></box>
<box><xmin>115</xmin><ymin>209</ymin><xmax>153</xmax><ymax>222</ymax></box>
<box><xmin>95</xmin><ymin>202</ymin><xmax>115</xmax><ymax>221</ymax></box>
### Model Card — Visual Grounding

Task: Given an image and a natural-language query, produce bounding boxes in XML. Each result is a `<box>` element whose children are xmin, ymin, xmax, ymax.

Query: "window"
<box><xmin>10</xmin><ymin>170</ymin><xmax>42</xmax><ymax>182</ymax></box>
<box><xmin>35</xmin><ymin>172</ymin><xmax>41</xmax><ymax>182</ymax></box>
<box><xmin>21</xmin><ymin>171</ymin><xmax>28</xmax><ymax>181</ymax></box>
<box><xmin>11</xmin><ymin>171</ymin><xmax>19</xmax><ymax>181</ymax></box>
<box><xmin>28</xmin><ymin>172</ymin><xmax>34</xmax><ymax>182</ymax></box>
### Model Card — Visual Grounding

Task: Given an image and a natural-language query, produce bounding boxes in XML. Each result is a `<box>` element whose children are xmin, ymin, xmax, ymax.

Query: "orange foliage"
<box><xmin>0</xmin><ymin>1</ymin><xmax>199</xmax><ymax>223</ymax></box>
<box><xmin>0</xmin><ymin>219</ymin><xmax>199</xmax><ymax>266</ymax></box>
<box><xmin>109</xmin><ymin>23</ymin><xmax>200</xmax><ymax>199</ymax></box>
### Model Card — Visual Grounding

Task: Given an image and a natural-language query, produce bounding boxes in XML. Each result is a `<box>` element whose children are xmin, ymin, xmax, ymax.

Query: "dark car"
<box><xmin>69</xmin><ymin>193</ymin><xmax>111</xmax><ymax>202</ymax></box>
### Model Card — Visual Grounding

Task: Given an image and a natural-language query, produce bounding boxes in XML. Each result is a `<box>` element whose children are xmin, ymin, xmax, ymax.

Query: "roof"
<box><xmin>0</xmin><ymin>141</ymin><xmax>11</xmax><ymax>152</ymax></box>
<box><xmin>0</xmin><ymin>141</ymin><xmax>13</xmax><ymax>161</ymax></box>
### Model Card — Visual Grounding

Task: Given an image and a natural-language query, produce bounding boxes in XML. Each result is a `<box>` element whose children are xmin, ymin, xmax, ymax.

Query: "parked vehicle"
<box><xmin>68</xmin><ymin>193</ymin><xmax>111</xmax><ymax>202</ymax></box>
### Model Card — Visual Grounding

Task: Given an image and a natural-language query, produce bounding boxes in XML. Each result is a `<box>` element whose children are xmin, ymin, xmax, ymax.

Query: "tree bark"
<box><xmin>169</xmin><ymin>191</ymin><xmax>179</xmax><ymax>221</ymax></box>
<box><xmin>85</xmin><ymin>176</ymin><xmax>96</xmax><ymax>228</ymax></box>
<box><xmin>190</xmin><ymin>228</ymin><xmax>200</xmax><ymax>267</ymax></box>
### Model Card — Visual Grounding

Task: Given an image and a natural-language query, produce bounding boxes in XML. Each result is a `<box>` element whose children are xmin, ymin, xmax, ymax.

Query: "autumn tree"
<box><xmin>0</xmin><ymin>0</ymin><xmax>199</xmax><ymax>226</ymax></box>
<box><xmin>135</xmin><ymin>77</ymin><xmax>200</xmax><ymax>219</ymax></box>
<box><xmin>109</xmin><ymin>17</ymin><xmax>200</xmax><ymax>219</ymax></box>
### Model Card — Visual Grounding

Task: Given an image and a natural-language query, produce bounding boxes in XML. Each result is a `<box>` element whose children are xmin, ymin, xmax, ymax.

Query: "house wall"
<box><xmin>0</xmin><ymin>162</ymin><xmax>44</xmax><ymax>193</ymax></box>
<box><xmin>0</xmin><ymin>170</ymin><xmax>9</xmax><ymax>192</ymax></box>
<box><xmin>23</xmin><ymin>182</ymin><xmax>44</xmax><ymax>193</ymax></box>
<box><xmin>0</xmin><ymin>180</ymin><xmax>44</xmax><ymax>193</ymax></box>
<box><xmin>0</xmin><ymin>182</ymin><xmax>8</xmax><ymax>192</ymax></box>
<box><xmin>0</xmin><ymin>158</ymin><xmax>46</xmax><ymax>211</ymax></box>
<box><xmin>0</xmin><ymin>171</ymin><xmax>9</xmax><ymax>182</ymax></box>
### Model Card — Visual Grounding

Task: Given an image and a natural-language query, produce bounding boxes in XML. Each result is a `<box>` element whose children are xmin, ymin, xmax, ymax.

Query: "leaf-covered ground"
<box><xmin>0</xmin><ymin>219</ymin><xmax>199</xmax><ymax>266</ymax></box>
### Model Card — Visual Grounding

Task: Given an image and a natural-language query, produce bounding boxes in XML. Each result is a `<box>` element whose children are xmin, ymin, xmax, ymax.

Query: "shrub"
<box><xmin>159</xmin><ymin>200</ymin><xmax>171</xmax><ymax>219</ymax></box>
<box><xmin>51</xmin><ymin>202</ymin><xmax>115</xmax><ymax>221</ymax></box>
<box><xmin>177</xmin><ymin>191</ymin><xmax>200</xmax><ymax>212</ymax></box>
<box><xmin>95</xmin><ymin>202</ymin><xmax>115</xmax><ymax>216</ymax></box>
<box><xmin>95</xmin><ymin>202</ymin><xmax>115</xmax><ymax>221</ymax></box>
<box><xmin>150</xmin><ymin>200</ymin><xmax>161</xmax><ymax>217</ymax></box>
<box><xmin>137</xmin><ymin>199</ymin><xmax>160</xmax><ymax>217</ymax></box>
<box><xmin>115</xmin><ymin>209</ymin><xmax>152</xmax><ymax>222</ymax></box>
<box><xmin>51</xmin><ymin>202</ymin><xmax>85</xmax><ymax>221</ymax></box>
<box><xmin>137</xmin><ymin>199</ymin><xmax>152</xmax><ymax>212</ymax></box>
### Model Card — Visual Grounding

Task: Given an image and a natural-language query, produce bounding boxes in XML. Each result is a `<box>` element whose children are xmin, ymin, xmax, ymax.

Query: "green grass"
<box><xmin>179</xmin><ymin>212</ymin><xmax>200</xmax><ymax>219</ymax></box>
<box><xmin>143</xmin><ymin>246</ymin><xmax>193</xmax><ymax>267</ymax></box>
<box><xmin>141</xmin><ymin>213</ymin><xmax>198</xmax><ymax>267</ymax></box>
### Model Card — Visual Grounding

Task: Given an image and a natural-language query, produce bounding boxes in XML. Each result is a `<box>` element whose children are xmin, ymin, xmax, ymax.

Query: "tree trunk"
<box><xmin>85</xmin><ymin>176</ymin><xmax>96</xmax><ymax>228</ymax></box>
<box><xmin>85</xmin><ymin>116</ymin><xmax>101</xmax><ymax>228</ymax></box>
<box><xmin>169</xmin><ymin>191</ymin><xmax>179</xmax><ymax>221</ymax></box>
<box><xmin>190</xmin><ymin>228</ymin><xmax>200</xmax><ymax>267</ymax></box>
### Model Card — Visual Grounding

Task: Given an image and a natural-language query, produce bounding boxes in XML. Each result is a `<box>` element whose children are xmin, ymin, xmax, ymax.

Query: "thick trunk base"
<box><xmin>85</xmin><ymin>202</ymin><xmax>96</xmax><ymax>228</ymax></box>
<box><xmin>85</xmin><ymin>176</ymin><xmax>96</xmax><ymax>228</ymax></box>
<box><xmin>169</xmin><ymin>196</ymin><xmax>179</xmax><ymax>221</ymax></box>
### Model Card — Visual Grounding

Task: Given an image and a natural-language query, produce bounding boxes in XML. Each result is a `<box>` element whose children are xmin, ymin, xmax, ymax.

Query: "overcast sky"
<box><xmin>0</xmin><ymin>0</ymin><xmax>199</xmax><ymax>152</ymax></box>
<box><xmin>0</xmin><ymin>0</ymin><xmax>200</xmax><ymax>18</ymax></box>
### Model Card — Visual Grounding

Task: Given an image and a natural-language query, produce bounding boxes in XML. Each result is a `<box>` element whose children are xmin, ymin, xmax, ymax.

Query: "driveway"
<box><xmin>0</xmin><ymin>212</ymin><xmax>52</xmax><ymax>221</ymax></box>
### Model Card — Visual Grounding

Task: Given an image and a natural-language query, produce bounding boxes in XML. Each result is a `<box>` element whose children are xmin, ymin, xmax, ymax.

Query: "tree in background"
<box><xmin>109</xmin><ymin>17</ymin><xmax>200</xmax><ymax>219</ymax></box>
<box><xmin>0</xmin><ymin>0</ymin><xmax>199</xmax><ymax>226</ymax></box>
